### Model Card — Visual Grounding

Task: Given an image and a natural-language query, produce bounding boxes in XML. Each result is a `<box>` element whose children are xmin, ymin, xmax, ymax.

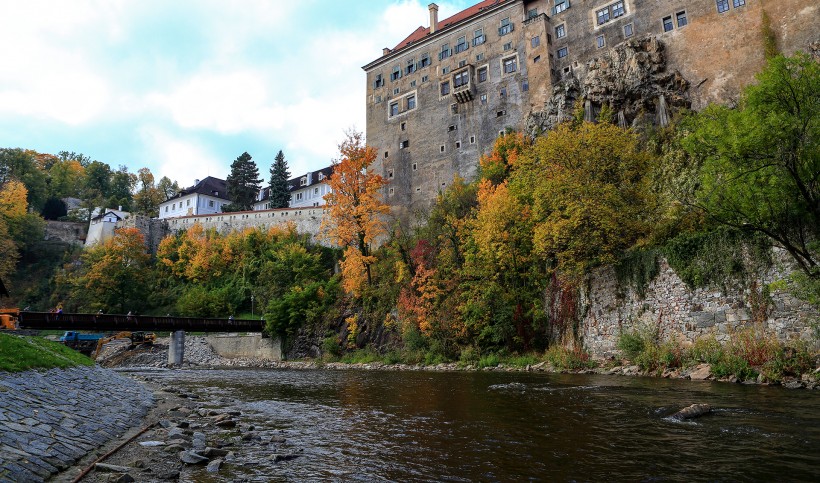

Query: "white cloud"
<box><xmin>140</xmin><ymin>127</ymin><xmax>226</xmax><ymax>184</ymax></box>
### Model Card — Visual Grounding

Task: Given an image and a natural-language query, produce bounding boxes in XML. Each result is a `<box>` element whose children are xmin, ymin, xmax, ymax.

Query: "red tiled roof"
<box><xmin>392</xmin><ymin>0</ymin><xmax>512</xmax><ymax>52</ymax></box>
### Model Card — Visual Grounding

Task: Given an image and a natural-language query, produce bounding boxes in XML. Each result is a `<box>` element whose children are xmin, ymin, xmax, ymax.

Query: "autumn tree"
<box><xmin>683</xmin><ymin>53</ymin><xmax>820</xmax><ymax>278</ymax></box>
<box><xmin>68</xmin><ymin>227</ymin><xmax>150</xmax><ymax>313</ymax></box>
<box><xmin>268</xmin><ymin>150</ymin><xmax>291</xmax><ymax>209</ymax></box>
<box><xmin>0</xmin><ymin>148</ymin><xmax>47</xmax><ymax>211</ymax></box>
<box><xmin>321</xmin><ymin>131</ymin><xmax>389</xmax><ymax>295</ymax></box>
<box><xmin>225</xmin><ymin>152</ymin><xmax>261</xmax><ymax>211</ymax></box>
<box><xmin>133</xmin><ymin>167</ymin><xmax>165</xmax><ymax>217</ymax></box>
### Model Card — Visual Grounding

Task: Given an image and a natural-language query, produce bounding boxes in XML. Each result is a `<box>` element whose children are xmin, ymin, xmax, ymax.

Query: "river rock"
<box><xmin>782</xmin><ymin>379</ymin><xmax>803</xmax><ymax>390</ymax></box>
<box><xmin>671</xmin><ymin>403</ymin><xmax>712</xmax><ymax>420</ymax></box>
<box><xmin>272</xmin><ymin>453</ymin><xmax>300</xmax><ymax>463</ymax></box>
<box><xmin>95</xmin><ymin>463</ymin><xmax>134</xmax><ymax>473</ymax></box>
<box><xmin>203</xmin><ymin>447</ymin><xmax>230</xmax><ymax>458</ymax></box>
<box><xmin>111</xmin><ymin>474</ymin><xmax>135</xmax><ymax>483</ymax></box>
<box><xmin>138</xmin><ymin>441</ymin><xmax>165</xmax><ymax>447</ymax></box>
<box><xmin>688</xmin><ymin>364</ymin><xmax>712</xmax><ymax>381</ymax></box>
<box><xmin>179</xmin><ymin>451</ymin><xmax>209</xmax><ymax>464</ymax></box>
<box><xmin>207</xmin><ymin>458</ymin><xmax>223</xmax><ymax>473</ymax></box>
<box><xmin>216</xmin><ymin>419</ymin><xmax>237</xmax><ymax>428</ymax></box>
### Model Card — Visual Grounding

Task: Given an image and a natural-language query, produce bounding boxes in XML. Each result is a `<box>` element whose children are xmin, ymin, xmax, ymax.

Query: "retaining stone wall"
<box><xmin>205</xmin><ymin>334</ymin><xmax>282</xmax><ymax>361</ymax></box>
<box><xmin>0</xmin><ymin>366</ymin><xmax>154</xmax><ymax>482</ymax></box>
<box><xmin>582</xmin><ymin>249</ymin><xmax>819</xmax><ymax>357</ymax></box>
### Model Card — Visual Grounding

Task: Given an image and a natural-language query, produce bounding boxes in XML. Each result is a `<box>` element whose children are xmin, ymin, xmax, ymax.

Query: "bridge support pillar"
<box><xmin>168</xmin><ymin>330</ymin><xmax>185</xmax><ymax>366</ymax></box>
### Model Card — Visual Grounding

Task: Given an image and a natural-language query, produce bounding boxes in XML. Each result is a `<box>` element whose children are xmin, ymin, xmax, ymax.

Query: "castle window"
<box><xmin>420</xmin><ymin>52</ymin><xmax>431</xmax><ymax>68</ymax></box>
<box><xmin>440</xmin><ymin>145</ymin><xmax>446</xmax><ymax>153</ymax></box>
<box><xmin>400</xmin><ymin>140</ymin><xmax>409</xmax><ymax>149</ymax></box>
<box><xmin>503</xmin><ymin>42</ymin><xmax>512</xmax><ymax>51</ymax></box>
<box><xmin>534</xmin><ymin>55</ymin><xmax>541</xmax><ymax>63</ymax></box>
<box><xmin>557</xmin><ymin>46</ymin><xmax>568</xmax><ymax>58</ymax></box>
<box><xmin>422</xmin><ymin>75</ymin><xmax>429</xmax><ymax>83</ymax></box>
<box><xmin>733</xmin><ymin>0</ymin><xmax>745</xmax><ymax>7</ymax></box>
<box><xmin>716</xmin><ymin>0</ymin><xmax>729</xmax><ymax>13</ymax></box>
<box><xmin>389</xmin><ymin>187</ymin><xmax>395</xmax><ymax>196</ymax></box>
<box><xmin>439</xmin><ymin>43</ymin><xmax>452</xmax><ymax>60</ymax></box>
<box><xmin>597</xmin><ymin>35</ymin><xmax>605</xmax><ymax>48</ymax></box>
<box><xmin>612</xmin><ymin>2</ymin><xmax>625</xmax><ymax>18</ymax></box>
<box><xmin>527</xmin><ymin>8</ymin><xmax>538</xmax><ymax>19</ymax></box>
<box><xmin>624</xmin><ymin>23</ymin><xmax>634</xmax><ymax>38</ymax></box>
<box><xmin>500</xmin><ymin>88</ymin><xmax>507</xmax><ymax>97</ymax></box>
<box><xmin>531</xmin><ymin>36</ymin><xmax>540</xmax><ymax>48</ymax></box>
<box><xmin>459</xmin><ymin>60</ymin><xmax>467</xmax><ymax>68</ymax></box>
<box><xmin>499</xmin><ymin>17</ymin><xmax>513</xmax><ymax>36</ymax></box>
<box><xmin>552</xmin><ymin>0</ymin><xmax>569</xmax><ymax>15</ymax></box>
<box><xmin>455</xmin><ymin>36</ymin><xmax>469</xmax><ymax>53</ymax></box>
<box><xmin>410</xmin><ymin>80</ymin><xmax>416</xmax><ymax>87</ymax></box>
<box><xmin>476</xmin><ymin>53</ymin><xmax>484</xmax><ymax>62</ymax></box>
<box><xmin>503</xmin><ymin>56</ymin><xmax>518</xmax><ymax>74</ymax></box>
<box><xmin>597</xmin><ymin>7</ymin><xmax>610</xmax><ymax>25</ymax></box>
<box><xmin>453</xmin><ymin>70</ymin><xmax>469</xmax><ymax>88</ymax></box>
<box><xmin>388</xmin><ymin>169</ymin><xmax>394</xmax><ymax>179</ymax></box>
<box><xmin>456</xmin><ymin>141</ymin><xmax>461</xmax><ymax>149</ymax></box>
<box><xmin>412</xmin><ymin>163</ymin><xmax>417</xmax><ymax>171</ymax></box>
<box><xmin>473</xmin><ymin>28</ymin><xmax>485</xmax><ymax>46</ymax></box>
<box><xmin>375</xmin><ymin>95</ymin><xmax>382</xmax><ymax>104</ymax></box>
<box><xmin>448</xmin><ymin>125</ymin><xmax>456</xmax><ymax>132</ymax></box>
<box><xmin>374</xmin><ymin>74</ymin><xmax>384</xmax><ymax>88</ymax></box>
<box><xmin>393</xmin><ymin>87</ymin><xmax>400</xmax><ymax>95</ymax></box>
<box><xmin>440</xmin><ymin>81</ymin><xmax>450</xmax><ymax>96</ymax></box>
<box><xmin>555</xmin><ymin>24</ymin><xmax>566</xmax><ymax>39</ymax></box>
<box><xmin>478</xmin><ymin>66</ymin><xmax>488</xmax><ymax>82</ymax></box>
<box><xmin>407</xmin><ymin>95</ymin><xmax>416</xmax><ymax>110</ymax></box>
<box><xmin>401</xmin><ymin>122</ymin><xmax>406</xmax><ymax>131</ymax></box>
<box><xmin>384</xmin><ymin>151</ymin><xmax>389</xmax><ymax>158</ymax></box>
<box><xmin>662</xmin><ymin>16</ymin><xmax>674</xmax><ymax>32</ymax></box>
<box><xmin>442</xmin><ymin>66</ymin><xmax>450</xmax><ymax>74</ymax></box>
<box><xmin>406</xmin><ymin>58</ymin><xmax>416</xmax><ymax>75</ymax></box>
<box><xmin>165</xmin><ymin>206</ymin><xmax>169</xmax><ymax>212</ymax></box>
<box><xmin>481</xmin><ymin>94</ymin><xmax>487</xmax><ymax>104</ymax></box>
<box><xmin>451</xmin><ymin>103</ymin><xmax>458</xmax><ymax>114</ymax></box>
<box><xmin>186</xmin><ymin>199</ymin><xmax>191</xmax><ymax>206</ymax></box>
<box><xmin>522</xmin><ymin>80</ymin><xmax>529</xmax><ymax>91</ymax></box>
<box><xmin>470</xmin><ymin>135</ymin><xmax>476</xmax><ymax>144</ymax></box>
<box><xmin>391</xmin><ymin>65</ymin><xmax>401</xmax><ymax>81</ymax></box>
<box><xmin>390</xmin><ymin>102</ymin><xmax>399</xmax><ymax>117</ymax></box>
<box><xmin>676</xmin><ymin>11</ymin><xmax>688</xmax><ymax>27</ymax></box>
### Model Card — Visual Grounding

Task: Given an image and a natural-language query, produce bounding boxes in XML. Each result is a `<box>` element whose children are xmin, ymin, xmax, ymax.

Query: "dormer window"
<box><xmin>318</xmin><ymin>173</ymin><xmax>324</xmax><ymax>181</ymax></box>
<box><xmin>300</xmin><ymin>177</ymin><xmax>308</xmax><ymax>186</ymax></box>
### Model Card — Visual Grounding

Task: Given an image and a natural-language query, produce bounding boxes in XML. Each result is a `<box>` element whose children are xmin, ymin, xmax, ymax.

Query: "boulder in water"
<box><xmin>671</xmin><ymin>403</ymin><xmax>711</xmax><ymax>420</ymax></box>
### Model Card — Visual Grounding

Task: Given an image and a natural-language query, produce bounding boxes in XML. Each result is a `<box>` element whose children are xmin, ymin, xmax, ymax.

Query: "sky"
<box><xmin>0</xmin><ymin>0</ymin><xmax>472</xmax><ymax>187</ymax></box>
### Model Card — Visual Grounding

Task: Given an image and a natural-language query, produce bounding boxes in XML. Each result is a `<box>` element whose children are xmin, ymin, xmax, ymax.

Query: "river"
<box><xmin>141</xmin><ymin>368</ymin><xmax>819</xmax><ymax>482</ymax></box>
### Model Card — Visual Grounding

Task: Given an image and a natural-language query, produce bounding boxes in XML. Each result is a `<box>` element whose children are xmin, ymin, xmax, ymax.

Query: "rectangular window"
<box><xmin>531</xmin><ymin>36</ymin><xmax>540</xmax><ymax>48</ymax></box>
<box><xmin>373</xmin><ymin>74</ymin><xmax>384</xmax><ymax>88</ymax></box>
<box><xmin>624</xmin><ymin>23</ymin><xmax>633</xmax><ymax>38</ymax></box>
<box><xmin>470</xmin><ymin>136</ymin><xmax>476</xmax><ymax>144</ymax></box>
<box><xmin>597</xmin><ymin>7</ymin><xmax>610</xmax><ymax>25</ymax></box>
<box><xmin>172</xmin><ymin>203</ymin><xmax>176</xmax><ymax>209</ymax></box>
<box><xmin>453</xmin><ymin>70</ymin><xmax>469</xmax><ymax>88</ymax></box>
<box><xmin>662</xmin><ymin>16</ymin><xmax>674</xmax><ymax>32</ymax></box>
<box><xmin>499</xmin><ymin>17</ymin><xmax>513</xmax><ymax>36</ymax></box>
<box><xmin>503</xmin><ymin>57</ymin><xmax>517</xmax><ymax>74</ymax></box>
<box><xmin>393</xmin><ymin>87</ymin><xmax>400</xmax><ymax>95</ymax></box>
<box><xmin>557</xmin><ymin>46</ymin><xmax>568</xmax><ymax>58</ymax></box>
<box><xmin>407</xmin><ymin>95</ymin><xmax>416</xmax><ymax>110</ymax></box>
<box><xmin>410</xmin><ymin>80</ymin><xmax>416</xmax><ymax>87</ymax></box>
<box><xmin>390</xmin><ymin>102</ymin><xmax>399</xmax><ymax>117</ymax></box>
<box><xmin>165</xmin><ymin>206</ymin><xmax>169</xmax><ymax>212</ymax></box>
<box><xmin>455</xmin><ymin>36</ymin><xmax>469</xmax><ymax>53</ymax></box>
<box><xmin>388</xmin><ymin>169</ymin><xmax>394</xmax><ymax>179</ymax></box>
<box><xmin>442</xmin><ymin>66</ymin><xmax>450</xmax><ymax>74</ymax></box>
<box><xmin>420</xmin><ymin>52</ymin><xmax>431</xmax><ymax>68</ymax></box>
<box><xmin>391</xmin><ymin>65</ymin><xmax>401</xmax><ymax>81</ymax></box>
<box><xmin>553</xmin><ymin>1</ymin><xmax>569</xmax><ymax>15</ymax></box>
<box><xmin>440</xmin><ymin>145</ymin><xmax>445</xmax><ymax>153</ymax></box>
<box><xmin>597</xmin><ymin>35</ymin><xmax>605</xmax><ymax>48</ymax></box>
<box><xmin>597</xmin><ymin>1</ymin><xmax>625</xmax><ymax>25</ymax></box>
<box><xmin>405</xmin><ymin>58</ymin><xmax>416</xmax><ymax>75</ymax></box>
<box><xmin>522</xmin><ymin>80</ymin><xmax>529</xmax><ymax>92</ymax></box>
<box><xmin>676</xmin><ymin>11</ymin><xmax>687</xmax><ymax>27</ymax></box>
<box><xmin>503</xmin><ymin>42</ymin><xmax>512</xmax><ymax>51</ymax></box>
<box><xmin>612</xmin><ymin>1</ymin><xmax>625</xmax><ymax>18</ymax></box>
<box><xmin>716</xmin><ymin>0</ymin><xmax>729</xmax><ymax>13</ymax></box>
<box><xmin>314</xmin><ymin>188</ymin><xmax>319</xmax><ymax>195</ymax></box>
<box><xmin>401</xmin><ymin>122</ymin><xmax>406</xmax><ymax>131</ymax></box>
<box><xmin>480</xmin><ymin>93</ymin><xmax>487</xmax><ymax>104</ymax></box>
<box><xmin>473</xmin><ymin>28</ymin><xmax>485</xmax><ymax>46</ymax></box>
<box><xmin>400</xmin><ymin>140</ymin><xmax>409</xmax><ymax>149</ymax></box>
<box><xmin>476</xmin><ymin>53</ymin><xmax>484</xmax><ymax>62</ymax></box>
<box><xmin>733</xmin><ymin>0</ymin><xmax>745</xmax><ymax>7</ymax></box>
<box><xmin>422</xmin><ymin>75</ymin><xmax>429</xmax><ymax>83</ymax></box>
<box><xmin>186</xmin><ymin>199</ymin><xmax>190</xmax><ymax>206</ymax></box>
<box><xmin>439</xmin><ymin>43</ymin><xmax>452</xmax><ymax>60</ymax></box>
<box><xmin>440</xmin><ymin>81</ymin><xmax>450</xmax><ymax>96</ymax></box>
<box><xmin>375</xmin><ymin>95</ymin><xmax>382</xmax><ymax>104</ymax></box>
<box><xmin>478</xmin><ymin>66</ymin><xmax>488</xmax><ymax>82</ymax></box>
<box><xmin>555</xmin><ymin>24</ymin><xmax>566</xmax><ymax>39</ymax></box>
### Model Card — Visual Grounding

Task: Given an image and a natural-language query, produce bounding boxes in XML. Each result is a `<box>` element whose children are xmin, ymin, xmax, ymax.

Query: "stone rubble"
<box><xmin>0</xmin><ymin>366</ymin><xmax>154</xmax><ymax>482</ymax></box>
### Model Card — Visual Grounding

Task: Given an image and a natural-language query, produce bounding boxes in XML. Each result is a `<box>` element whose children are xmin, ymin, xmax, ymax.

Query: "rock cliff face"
<box><xmin>527</xmin><ymin>36</ymin><xmax>690</xmax><ymax>134</ymax></box>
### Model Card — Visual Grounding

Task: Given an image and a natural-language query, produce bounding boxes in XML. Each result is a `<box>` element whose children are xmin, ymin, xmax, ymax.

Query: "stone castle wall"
<box><xmin>43</xmin><ymin>221</ymin><xmax>86</xmax><ymax>245</ymax></box>
<box><xmin>582</xmin><ymin>249</ymin><xmax>818</xmax><ymax>357</ymax></box>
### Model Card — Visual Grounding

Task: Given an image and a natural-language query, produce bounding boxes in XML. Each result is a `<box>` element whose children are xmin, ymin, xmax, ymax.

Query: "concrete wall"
<box><xmin>206</xmin><ymin>334</ymin><xmax>282</xmax><ymax>361</ymax></box>
<box><xmin>43</xmin><ymin>221</ymin><xmax>86</xmax><ymax>245</ymax></box>
<box><xmin>582</xmin><ymin>249</ymin><xmax>819</xmax><ymax>357</ymax></box>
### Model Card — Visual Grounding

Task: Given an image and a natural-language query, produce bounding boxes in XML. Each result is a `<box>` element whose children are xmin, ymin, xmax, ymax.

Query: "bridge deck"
<box><xmin>17</xmin><ymin>312</ymin><xmax>266</xmax><ymax>333</ymax></box>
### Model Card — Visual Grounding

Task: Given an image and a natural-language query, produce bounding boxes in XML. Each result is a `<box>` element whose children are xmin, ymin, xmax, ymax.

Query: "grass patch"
<box><xmin>0</xmin><ymin>333</ymin><xmax>94</xmax><ymax>372</ymax></box>
<box><xmin>545</xmin><ymin>345</ymin><xmax>597</xmax><ymax>370</ymax></box>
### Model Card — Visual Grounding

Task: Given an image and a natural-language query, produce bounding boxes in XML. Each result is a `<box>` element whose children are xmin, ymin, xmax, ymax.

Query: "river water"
<box><xmin>145</xmin><ymin>368</ymin><xmax>819</xmax><ymax>482</ymax></box>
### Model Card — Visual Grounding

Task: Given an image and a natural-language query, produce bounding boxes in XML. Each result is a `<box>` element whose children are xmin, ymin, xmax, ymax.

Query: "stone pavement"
<box><xmin>0</xmin><ymin>366</ymin><xmax>154</xmax><ymax>482</ymax></box>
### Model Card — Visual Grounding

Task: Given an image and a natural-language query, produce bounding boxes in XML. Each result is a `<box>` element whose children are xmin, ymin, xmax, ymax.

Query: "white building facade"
<box><xmin>253</xmin><ymin>166</ymin><xmax>334</xmax><ymax>211</ymax></box>
<box><xmin>158</xmin><ymin>177</ymin><xmax>231</xmax><ymax>220</ymax></box>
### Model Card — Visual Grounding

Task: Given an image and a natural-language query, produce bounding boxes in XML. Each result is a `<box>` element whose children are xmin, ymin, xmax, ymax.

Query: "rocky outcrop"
<box><xmin>527</xmin><ymin>36</ymin><xmax>690</xmax><ymax>134</ymax></box>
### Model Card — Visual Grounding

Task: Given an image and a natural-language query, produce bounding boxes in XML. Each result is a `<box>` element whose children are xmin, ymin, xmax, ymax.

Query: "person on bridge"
<box><xmin>228</xmin><ymin>315</ymin><xmax>235</xmax><ymax>321</ymax></box>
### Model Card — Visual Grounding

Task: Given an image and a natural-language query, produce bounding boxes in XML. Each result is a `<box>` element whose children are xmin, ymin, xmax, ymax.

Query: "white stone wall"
<box><xmin>582</xmin><ymin>250</ymin><xmax>819</xmax><ymax>357</ymax></box>
<box><xmin>164</xmin><ymin>207</ymin><xmax>325</xmax><ymax>240</ymax></box>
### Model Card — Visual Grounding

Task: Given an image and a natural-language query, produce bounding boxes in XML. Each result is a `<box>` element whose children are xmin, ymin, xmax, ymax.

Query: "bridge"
<box><xmin>16</xmin><ymin>312</ymin><xmax>269</xmax><ymax>365</ymax></box>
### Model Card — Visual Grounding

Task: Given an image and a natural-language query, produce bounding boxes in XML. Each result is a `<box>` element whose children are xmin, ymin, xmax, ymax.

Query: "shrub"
<box><xmin>321</xmin><ymin>335</ymin><xmax>342</xmax><ymax>359</ymax></box>
<box><xmin>616</xmin><ymin>330</ymin><xmax>646</xmax><ymax>361</ymax></box>
<box><xmin>545</xmin><ymin>345</ymin><xmax>596</xmax><ymax>370</ymax></box>
<box><xmin>762</xmin><ymin>344</ymin><xmax>813</xmax><ymax>381</ymax></box>
<box><xmin>687</xmin><ymin>335</ymin><xmax>723</xmax><ymax>364</ymax></box>
<box><xmin>459</xmin><ymin>346</ymin><xmax>480</xmax><ymax>364</ymax></box>
<box><xmin>477</xmin><ymin>353</ymin><xmax>500</xmax><ymax>368</ymax></box>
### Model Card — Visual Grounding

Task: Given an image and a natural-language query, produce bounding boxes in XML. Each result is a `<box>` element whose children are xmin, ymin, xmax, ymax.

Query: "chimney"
<box><xmin>429</xmin><ymin>3</ymin><xmax>439</xmax><ymax>33</ymax></box>
<box><xmin>118</xmin><ymin>205</ymin><xmax>122</xmax><ymax>211</ymax></box>
<box><xmin>194</xmin><ymin>178</ymin><xmax>200</xmax><ymax>186</ymax></box>
<box><xmin>383</xmin><ymin>47</ymin><xmax>392</xmax><ymax>56</ymax></box>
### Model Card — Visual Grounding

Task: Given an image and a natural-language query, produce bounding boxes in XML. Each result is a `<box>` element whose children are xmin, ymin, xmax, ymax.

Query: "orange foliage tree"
<box><xmin>321</xmin><ymin>131</ymin><xmax>389</xmax><ymax>296</ymax></box>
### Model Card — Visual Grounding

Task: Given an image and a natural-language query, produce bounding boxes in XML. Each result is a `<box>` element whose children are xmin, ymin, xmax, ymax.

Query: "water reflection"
<box><xmin>146</xmin><ymin>369</ymin><xmax>820</xmax><ymax>482</ymax></box>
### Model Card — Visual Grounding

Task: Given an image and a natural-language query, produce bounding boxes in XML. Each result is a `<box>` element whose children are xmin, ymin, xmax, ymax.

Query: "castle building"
<box><xmin>363</xmin><ymin>0</ymin><xmax>817</xmax><ymax>217</ymax></box>
<box><xmin>253</xmin><ymin>166</ymin><xmax>335</xmax><ymax>211</ymax></box>
<box><xmin>158</xmin><ymin>176</ymin><xmax>230</xmax><ymax>220</ymax></box>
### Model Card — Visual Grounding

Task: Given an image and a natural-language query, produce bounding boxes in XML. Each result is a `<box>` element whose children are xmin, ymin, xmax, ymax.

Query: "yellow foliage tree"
<box><xmin>0</xmin><ymin>180</ymin><xmax>31</xmax><ymax>279</ymax></box>
<box><xmin>321</xmin><ymin>131</ymin><xmax>389</xmax><ymax>296</ymax></box>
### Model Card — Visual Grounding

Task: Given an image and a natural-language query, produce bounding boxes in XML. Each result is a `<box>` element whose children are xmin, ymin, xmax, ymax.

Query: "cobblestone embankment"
<box><xmin>0</xmin><ymin>366</ymin><xmax>154</xmax><ymax>482</ymax></box>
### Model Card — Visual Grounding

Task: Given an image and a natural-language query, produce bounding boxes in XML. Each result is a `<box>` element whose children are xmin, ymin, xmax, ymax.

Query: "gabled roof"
<box><xmin>166</xmin><ymin>176</ymin><xmax>230</xmax><ymax>202</ymax></box>
<box><xmin>256</xmin><ymin>165</ymin><xmax>335</xmax><ymax>202</ymax></box>
<box><xmin>391</xmin><ymin>0</ymin><xmax>513</xmax><ymax>52</ymax></box>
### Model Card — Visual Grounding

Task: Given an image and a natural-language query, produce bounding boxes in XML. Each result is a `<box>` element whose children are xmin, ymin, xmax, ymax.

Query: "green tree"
<box><xmin>107</xmin><ymin>165</ymin><xmax>136</xmax><ymax>211</ymax></box>
<box><xmin>133</xmin><ymin>168</ymin><xmax>164</xmax><ymax>217</ymax></box>
<box><xmin>81</xmin><ymin>160</ymin><xmax>112</xmax><ymax>220</ymax></box>
<box><xmin>683</xmin><ymin>53</ymin><xmax>820</xmax><ymax>278</ymax></box>
<box><xmin>157</xmin><ymin>176</ymin><xmax>180</xmax><ymax>201</ymax></box>
<box><xmin>0</xmin><ymin>148</ymin><xmax>48</xmax><ymax>211</ymax></box>
<box><xmin>225</xmin><ymin>152</ymin><xmax>261</xmax><ymax>212</ymax></box>
<box><xmin>268</xmin><ymin>150</ymin><xmax>291</xmax><ymax>209</ymax></box>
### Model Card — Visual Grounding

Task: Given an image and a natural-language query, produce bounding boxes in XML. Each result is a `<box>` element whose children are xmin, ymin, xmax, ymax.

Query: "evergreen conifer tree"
<box><xmin>225</xmin><ymin>152</ymin><xmax>261</xmax><ymax>212</ymax></box>
<box><xmin>268</xmin><ymin>150</ymin><xmax>291</xmax><ymax>209</ymax></box>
